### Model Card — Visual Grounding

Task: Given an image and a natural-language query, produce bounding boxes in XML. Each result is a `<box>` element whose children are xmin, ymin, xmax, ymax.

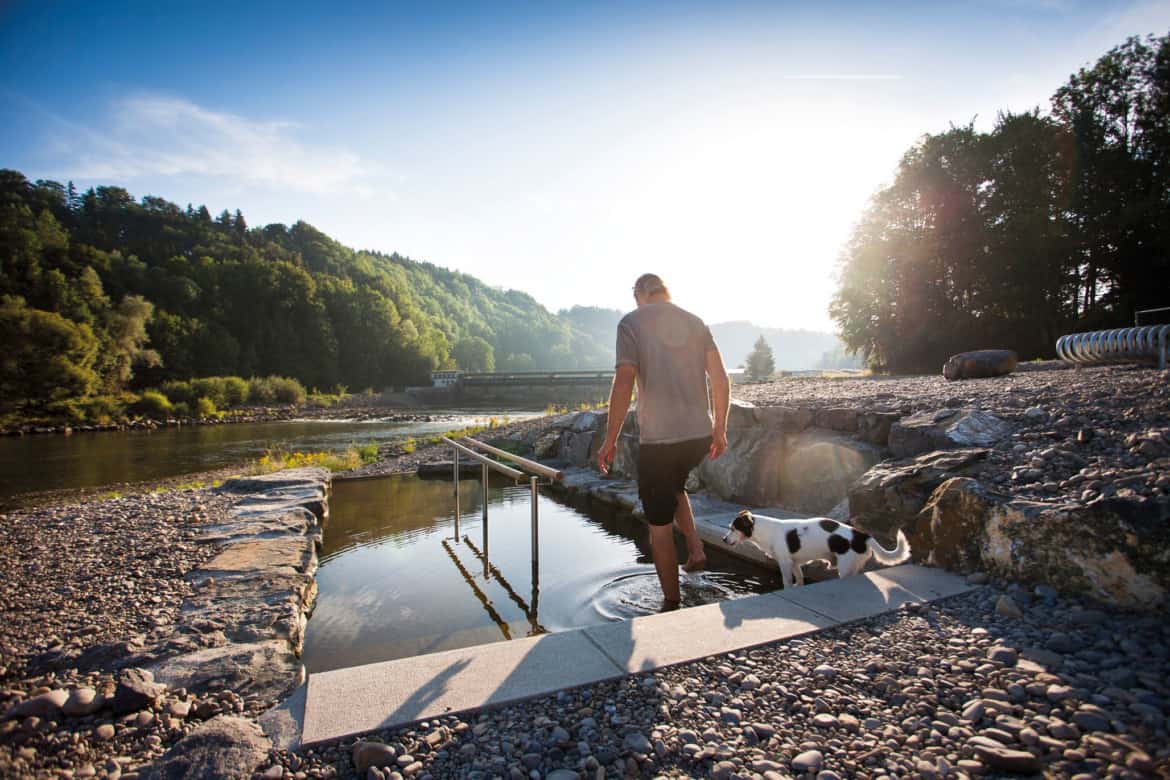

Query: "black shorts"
<box><xmin>637</xmin><ymin>436</ymin><xmax>711</xmax><ymax>526</ymax></box>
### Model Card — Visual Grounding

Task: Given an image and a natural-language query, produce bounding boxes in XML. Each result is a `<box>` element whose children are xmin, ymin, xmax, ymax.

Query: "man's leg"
<box><xmin>674</xmin><ymin>491</ymin><xmax>707</xmax><ymax>572</ymax></box>
<box><xmin>648</xmin><ymin>523</ymin><xmax>681</xmax><ymax>603</ymax></box>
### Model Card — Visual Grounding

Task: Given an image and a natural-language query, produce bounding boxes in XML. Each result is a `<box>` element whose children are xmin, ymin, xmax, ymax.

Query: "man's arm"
<box><xmin>706</xmin><ymin>347</ymin><xmax>730</xmax><ymax>459</ymax></box>
<box><xmin>597</xmin><ymin>364</ymin><xmax>637</xmax><ymax>474</ymax></box>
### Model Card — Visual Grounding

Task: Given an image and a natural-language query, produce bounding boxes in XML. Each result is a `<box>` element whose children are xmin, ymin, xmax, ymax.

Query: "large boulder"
<box><xmin>755</xmin><ymin>405</ymin><xmax>814</xmax><ymax>432</ymax></box>
<box><xmin>888</xmin><ymin>408</ymin><xmax>1012</xmax><ymax>458</ymax></box>
<box><xmin>699</xmin><ymin>426</ymin><xmax>770</xmax><ymax>502</ymax></box>
<box><xmin>983</xmin><ymin>496</ymin><xmax>1170</xmax><ymax>609</ymax></box>
<box><xmin>700</xmin><ymin>428</ymin><xmax>881</xmax><ymax>514</ymax></box>
<box><xmin>559</xmin><ymin>430</ymin><xmax>599</xmax><ymax>467</ymax></box>
<box><xmin>139</xmin><ymin>716</ymin><xmax>269</xmax><ymax>780</ymax></box>
<box><xmin>913</xmin><ymin>479</ymin><xmax>1170</xmax><ymax>608</ymax></box>
<box><xmin>774</xmin><ymin>432</ymin><xmax>884</xmax><ymax>515</ymax></box>
<box><xmin>610</xmin><ymin>433</ymin><xmax>640</xmax><ymax>480</ymax></box>
<box><xmin>943</xmin><ymin>349</ymin><xmax>1018</xmax><ymax>380</ymax></box>
<box><xmin>849</xmin><ymin>449</ymin><xmax>989</xmax><ymax>539</ymax></box>
<box><xmin>857</xmin><ymin>410</ymin><xmax>903</xmax><ymax>446</ymax></box>
<box><xmin>914</xmin><ymin>477</ymin><xmax>1000</xmax><ymax>570</ymax></box>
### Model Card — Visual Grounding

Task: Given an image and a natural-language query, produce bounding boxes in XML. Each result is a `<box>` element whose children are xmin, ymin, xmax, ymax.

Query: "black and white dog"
<box><xmin>722</xmin><ymin>510</ymin><xmax>910</xmax><ymax>587</ymax></box>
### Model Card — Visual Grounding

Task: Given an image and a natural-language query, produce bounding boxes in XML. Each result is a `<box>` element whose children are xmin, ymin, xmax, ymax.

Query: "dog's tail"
<box><xmin>870</xmin><ymin>530</ymin><xmax>911</xmax><ymax>566</ymax></box>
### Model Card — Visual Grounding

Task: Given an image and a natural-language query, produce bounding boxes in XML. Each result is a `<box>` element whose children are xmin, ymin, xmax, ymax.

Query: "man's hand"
<box><xmin>597</xmin><ymin>439</ymin><xmax>618</xmax><ymax>475</ymax></box>
<box><xmin>709</xmin><ymin>426</ymin><xmax>728</xmax><ymax>460</ymax></box>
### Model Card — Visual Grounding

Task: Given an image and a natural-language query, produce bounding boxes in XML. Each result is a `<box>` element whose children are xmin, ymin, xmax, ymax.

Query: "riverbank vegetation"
<box><xmin>833</xmin><ymin>33</ymin><xmax>1170</xmax><ymax>372</ymax></box>
<box><xmin>250</xmin><ymin>442</ymin><xmax>380</xmax><ymax>474</ymax></box>
<box><xmin>0</xmin><ymin>172</ymin><xmax>618</xmax><ymax>426</ymax></box>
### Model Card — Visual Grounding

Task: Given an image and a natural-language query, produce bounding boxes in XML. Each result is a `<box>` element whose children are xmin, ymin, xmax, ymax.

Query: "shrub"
<box><xmin>196</xmin><ymin>397</ymin><xmax>217</xmax><ymax>417</ymax></box>
<box><xmin>159</xmin><ymin>380</ymin><xmax>196</xmax><ymax>406</ymax></box>
<box><xmin>221</xmin><ymin>376</ymin><xmax>249</xmax><ymax>406</ymax></box>
<box><xmin>171</xmin><ymin>401</ymin><xmax>191</xmax><ymax>417</ymax></box>
<box><xmin>357</xmin><ymin>442</ymin><xmax>379</xmax><ymax>463</ymax></box>
<box><xmin>247</xmin><ymin>376</ymin><xmax>275</xmax><ymax>404</ymax></box>
<box><xmin>247</xmin><ymin>375</ymin><xmax>305</xmax><ymax>405</ymax></box>
<box><xmin>270</xmin><ymin>376</ymin><xmax>306</xmax><ymax>405</ymax></box>
<box><xmin>135</xmin><ymin>391</ymin><xmax>173</xmax><ymax>419</ymax></box>
<box><xmin>45</xmin><ymin>398</ymin><xmax>86</xmax><ymax>424</ymax></box>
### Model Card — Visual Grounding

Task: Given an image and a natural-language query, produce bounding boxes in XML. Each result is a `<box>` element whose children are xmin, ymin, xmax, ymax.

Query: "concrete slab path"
<box><xmin>300</xmin><ymin>563</ymin><xmax>970</xmax><ymax>747</ymax></box>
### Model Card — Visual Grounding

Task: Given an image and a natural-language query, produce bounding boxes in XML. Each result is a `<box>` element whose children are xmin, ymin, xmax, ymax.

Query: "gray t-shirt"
<box><xmin>615</xmin><ymin>302</ymin><xmax>717</xmax><ymax>444</ymax></box>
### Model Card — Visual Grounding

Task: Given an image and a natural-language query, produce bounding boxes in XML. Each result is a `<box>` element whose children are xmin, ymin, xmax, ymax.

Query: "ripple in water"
<box><xmin>579</xmin><ymin>566</ymin><xmax>743</xmax><ymax>622</ymax></box>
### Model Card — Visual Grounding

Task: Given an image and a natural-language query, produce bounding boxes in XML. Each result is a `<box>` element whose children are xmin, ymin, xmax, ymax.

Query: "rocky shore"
<box><xmin>0</xmin><ymin>470</ymin><xmax>328</xmax><ymax>779</ymax></box>
<box><xmin>259</xmin><ymin>583</ymin><xmax>1169</xmax><ymax>779</ymax></box>
<box><xmin>2</xmin><ymin>363</ymin><xmax>1168</xmax><ymax>778</ymax></box>
<box><xmin>0</xmin><ymin>406</ymin><xmax>459</xmax><ymax>438</ymax></box>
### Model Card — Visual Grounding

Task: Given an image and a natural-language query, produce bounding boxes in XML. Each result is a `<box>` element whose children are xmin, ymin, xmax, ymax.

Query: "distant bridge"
<box><xmin>461</xmin><ymin>370</ymin><xmax>614</xmax><ymax>388</ymax></box>
<box><xmin>418</xmin><ymin>371</ymin><xmax>613</xmax><ymax>409</ymax></box>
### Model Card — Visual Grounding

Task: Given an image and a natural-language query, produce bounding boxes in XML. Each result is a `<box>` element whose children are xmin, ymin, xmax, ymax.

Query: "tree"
<box><xmin>452</xmin><ymin>335</ymin><xmax>495</xmax><ymax>372</ymax></box>
<box><xmin>0</xmin><ymin>296</ymin><xmax>99</xmax><ymax>410</ymax></box>
<box><xmin>98</xmin><ymin>295</ymin><xmax>160</xmax><ymax>392</ymax></box>
<box><xmin>744</xmin><ymin>336</ymin><xmax>775</xmax><ymax>380</ymax></box>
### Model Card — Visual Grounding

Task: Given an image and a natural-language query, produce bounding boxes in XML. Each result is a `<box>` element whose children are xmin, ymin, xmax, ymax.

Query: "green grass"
<box><xmin>248</xmin><ymin>442</ymin><xmax>381</xmax><ymax>474</ymax></box>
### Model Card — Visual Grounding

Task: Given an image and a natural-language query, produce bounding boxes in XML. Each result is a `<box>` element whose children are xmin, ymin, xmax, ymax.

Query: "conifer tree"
<box><xmin>745</xmin><ymin>336</ymin><xmax>775</xmax><ymax>380</ymax></box>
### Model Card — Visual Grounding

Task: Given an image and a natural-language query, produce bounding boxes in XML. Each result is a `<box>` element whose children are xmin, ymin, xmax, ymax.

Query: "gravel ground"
<box><xmin>0</xmin><ymin>487</ymin><xmax>246</xmax><ymax>778</ymax></box>
<box><xmin>261</xmin><ymin>585</ymin><xmax>1170</xmax><ymax>780</ymax></box>
<box><xmin>734</xmin><ymin>364</ymin><xmax>1170</xmax><ymax>506</ymax></box>
<box><xmin>3</xmin><ymin>367</ymin><xmax>1169</xmax><ymax>779</ymax></box>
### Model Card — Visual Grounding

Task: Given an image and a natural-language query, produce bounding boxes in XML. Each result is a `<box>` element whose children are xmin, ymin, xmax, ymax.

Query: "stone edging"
<box><xmin>136</xmin><ymin>467</ymin><xmax>330</xmax><ymax>778</ymax></box>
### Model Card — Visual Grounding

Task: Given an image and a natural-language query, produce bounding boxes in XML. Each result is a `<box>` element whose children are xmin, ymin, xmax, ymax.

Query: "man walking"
<box><xmin>597</xmin><ymin>273</ymin><xmax>730</xmax><ymax>609</ymax></box>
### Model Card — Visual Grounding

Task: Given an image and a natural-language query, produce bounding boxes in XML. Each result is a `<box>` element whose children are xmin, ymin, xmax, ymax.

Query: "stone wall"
<box><xmin>541</xmin><ymin>402</ymin><xmax>885</xmax><ymax>516</ymax></box>
<box><xmin>533</xmin><ymin>395</ymin><xmax>1169</xmax><ymax>610</ymax></box>
<box><xmin>139</xmin><ymin>468</ymin><xmax>330</xmax><ymax>777</ymax></box>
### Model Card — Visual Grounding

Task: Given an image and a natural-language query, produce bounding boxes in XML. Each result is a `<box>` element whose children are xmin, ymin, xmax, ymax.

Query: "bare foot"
<box><xmin>659</xmin><ymin>599</ymin><xmax>681</xmax><ymax>613</ymax></box>
<box><xmin>682</xmin><ymin>556</ymin><xmax>706</xmax><ymax>573</ymax></box>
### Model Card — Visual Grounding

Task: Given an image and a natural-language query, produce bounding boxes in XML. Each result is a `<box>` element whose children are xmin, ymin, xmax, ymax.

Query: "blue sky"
<box><xmin>2</xmin><ymin>1</ymin><xmax>1168</xmax><ymax>331</ymax></box>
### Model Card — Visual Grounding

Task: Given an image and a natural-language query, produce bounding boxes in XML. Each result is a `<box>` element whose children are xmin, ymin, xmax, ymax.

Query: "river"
<box><xmin>0</xmin><ymin>410</ymin><xmax>538</xmax><ymax>505</ymax></box>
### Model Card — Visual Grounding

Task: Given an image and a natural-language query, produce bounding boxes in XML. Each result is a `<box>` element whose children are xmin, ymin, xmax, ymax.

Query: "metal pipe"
<box><xmin>441</xmin><ymin>437</ymin><xmax>525</xmax><ymax>480</ymax></box>
<box><xmin>458</xmin><ymin>438</ymin><xmax>564</xmax><ymax>481</ymax></box>
<box><xmin>482</xmin><ymin>461</ymin><xmax>489</xmax><ymax>576</ymax></box>
<box><xmin>530</xmin><ymin>475</ymin><xmax>539</xmax><ymax>576</ymax></box>
<box><xmin>453</xmin><ymin>449</ymin><xmax>460</xmax><ymax>540</ymax></box>
<box><xmin>1056</xmin><ymin>325</ymin><xmax>1170</xmax><ymax>369</ymax></box>
<box><xmin>1135</xmin><ymin>306</ymin><xmax>1170</xmax><ymax>326</ymax></box>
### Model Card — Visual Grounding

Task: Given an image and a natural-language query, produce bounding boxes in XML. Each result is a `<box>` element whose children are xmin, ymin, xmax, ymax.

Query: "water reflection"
<box><xmin>302</xmin><ymin>474</ymin><xmax>785</xmax><ymax>673</ymax></box>
<box><xmin>0</xmin><ymin>410</ymin><xmax>537</xmax><ymax>504</ymax></box>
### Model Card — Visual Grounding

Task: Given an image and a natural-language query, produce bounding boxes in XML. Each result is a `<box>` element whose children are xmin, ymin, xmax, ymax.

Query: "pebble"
<box><xmin>6</xmin><ymin>375</ymin><xmax>1170</xmax><ymax>780</ymax></box>
<box><xmin>994</xmin><ymin>595</ymin><xmax>1023</xmax><ymax>618</ymax></box>
<box><xmin>792</xmin><ymin>749</ymin><xmax>824</xmax><ymax>772</ymax></box>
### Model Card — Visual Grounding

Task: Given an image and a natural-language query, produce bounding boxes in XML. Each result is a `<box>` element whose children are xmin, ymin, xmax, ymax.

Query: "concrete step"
<box><xmin>298</xmin><ymin>563</ymin><xmax>971</xmax><ymax>747</ymax></box>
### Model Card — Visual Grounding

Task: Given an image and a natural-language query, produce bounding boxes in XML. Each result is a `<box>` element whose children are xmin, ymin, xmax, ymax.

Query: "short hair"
<box><xmin>634</xmin><ymin>273</ymin><xmax>669</xmax><ymax>297</ymax></box>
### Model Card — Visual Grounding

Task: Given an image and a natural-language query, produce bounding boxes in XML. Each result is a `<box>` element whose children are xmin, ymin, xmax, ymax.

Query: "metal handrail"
<box><xmin>1135</xmin><ymin>307</ymin><xmax>1170</xmax><ymax>326</ymax></box>
<box><xmin>443</xmin><ymin>434</ymin><xmax>555</xmax><ymax>585</ymax></box>
<box><xmin>441</xmin><ymin>437</ymin><xmax>526</xmax><ymax>480</ymax></box>
<box><xmin>458</xmin><ymin>438</ymin><xmax>563</xmax><ymax>481</ymax></box>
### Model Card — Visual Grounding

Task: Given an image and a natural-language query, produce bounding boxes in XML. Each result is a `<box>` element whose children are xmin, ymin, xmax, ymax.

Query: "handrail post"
<box><xmin>481</xmin><ymin>461</ymin><xmax>490</xmax><ymax>577</ymax></box>
<box><xmin>453</xmin><ymin>449</ymin><xmax>460</xmax><ymax>540</ymax></box>
<box><xmin>530</xmin><ymin>475</ymin><xmax>539</xmax><ymax>578</ymax></box>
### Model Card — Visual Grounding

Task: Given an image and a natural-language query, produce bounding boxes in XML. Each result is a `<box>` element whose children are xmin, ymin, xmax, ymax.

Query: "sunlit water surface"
<box><xmin>0</xmin><ymin>411</ymin><xmax>535</xmax><ymax>504</ymax></box>
<box><xmin>302</xmin><ymin>474</ymin><xmax>784</xmax><ymax>673</ymax></box>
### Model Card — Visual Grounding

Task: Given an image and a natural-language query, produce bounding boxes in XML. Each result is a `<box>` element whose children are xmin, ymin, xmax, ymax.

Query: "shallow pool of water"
<box><xmin>301</xmin><ymin>474</ymin><xmax>784</xmax><ymax>673</ymax></box>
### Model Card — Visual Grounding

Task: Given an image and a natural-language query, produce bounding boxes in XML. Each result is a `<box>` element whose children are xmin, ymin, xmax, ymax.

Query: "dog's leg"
<box><xmin>836</xmin><ymin>551</ymin><xmax>858</xmax><ymax>578</ymax></box>
<box><xmin>777</xmin><ymin>555</ymin><xmax>794</xmax><ymax>588</ymax></box>
<box><xmin>792</xmin><ymin>561</ymin><xmax>805</xmax><ymax>586</ymax></box>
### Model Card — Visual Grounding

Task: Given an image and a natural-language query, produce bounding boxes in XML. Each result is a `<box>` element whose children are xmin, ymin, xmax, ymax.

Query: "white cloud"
<box><xmin>783</xmin><ymin>74</ymin><xmax>903</xmax><ymax>81</ymax></box>
<box><xmin>62</xmin><ymin>95</ymin><xmax>370</xmax><ymax>195</ymax></box>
